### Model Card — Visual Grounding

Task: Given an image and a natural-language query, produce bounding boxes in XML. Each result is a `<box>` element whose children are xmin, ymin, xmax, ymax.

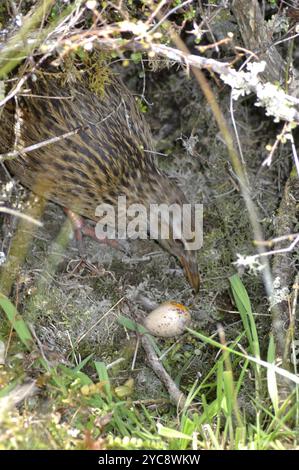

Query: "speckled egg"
<box><xmin>143</xmin><ymin>301</ymin><xmax>191</xmax><ymax>338</ymax></box>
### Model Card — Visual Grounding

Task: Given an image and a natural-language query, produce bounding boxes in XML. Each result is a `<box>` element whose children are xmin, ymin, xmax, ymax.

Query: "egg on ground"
<box><xmin>143</xmin><ymin>301</ymin><xmax>191</xmax><ymax>338</ymax></box>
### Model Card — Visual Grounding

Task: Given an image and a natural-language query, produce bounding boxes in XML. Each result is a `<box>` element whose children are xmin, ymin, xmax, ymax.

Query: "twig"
<box><xmin>262</xmin><ymin>123</ymin><xmax>288</xmax><ymax>167</ymax></box>
<box><xmin>254</xmin><ymin>233</ymin><xmax>299</xmax><ymax>248</ymax></box>
<box><xmin>255</xmin><ymin>235</ymin><xmax>299</xmax><ymax>259</ymax></box>
<box><xmin>140</xmin><ymin>332</ymin><xmax>187</xmax><ymax>410</ymax></box>
<box><xmin>143</xmin><ymin>0</ymin><xmax>193</xmax><ymax>38</ymax></box>
<box><xmin>290</xmin><ymin>129</ymin><xmax>299</xmax><ymax>176</ymax></box>
<box><xmin>0</xmin><ymin>102</ymin><xmax>123</xmax><ymax>162</ymax></box>
<box><xmin>131</xmin><ymin>335</ymin><xmax>139</xmax><ymax>371</ymax></box>
<box><xmin>75</xmin><ymin>296</ymin><xmax>125</xmax><ymax>345</ymax></box>
<box><xmin>0</xmin><ymin>206</ymin><xmax>43</xmax><ymax>226</ymax></box>
<box><xmin>0</xmin><ymin>125</ymin><xmax>84</xmax><ymax>162</ymax></box>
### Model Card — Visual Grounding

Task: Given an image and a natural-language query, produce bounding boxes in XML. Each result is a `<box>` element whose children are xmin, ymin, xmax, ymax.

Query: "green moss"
<box><xmin>83</xmin><ymin>52</ymin><xmax>112</xmax><ymax>97</ymax></box>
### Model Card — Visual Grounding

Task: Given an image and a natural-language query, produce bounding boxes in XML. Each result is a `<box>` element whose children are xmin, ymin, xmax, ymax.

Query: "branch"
<box><xmin>87</xmin><ymin>36</ymin><xmax>299</xmax><ymax>123</ymax></box>
<box><xmin>140</xmin><ymin>333</ymin><xmax>187</xmax><ymax>411</ymax></box>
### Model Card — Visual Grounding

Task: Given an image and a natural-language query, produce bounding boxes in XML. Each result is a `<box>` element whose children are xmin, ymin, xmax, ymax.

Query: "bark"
<box><xmin>271</xmin><ymin>176</ymin><xmax>299</xmax><ymax>365</ymax></box>
<box><xmin>232</xmin><ymin>0</ymin><xmax>299</xmax><ymax>95</ymax></box>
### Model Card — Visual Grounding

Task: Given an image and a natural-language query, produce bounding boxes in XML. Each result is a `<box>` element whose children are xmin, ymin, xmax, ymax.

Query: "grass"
<box><xmin>0</xmin><ymin>274</ymin><xmax>298</xmax><ymax>450</ymax></box>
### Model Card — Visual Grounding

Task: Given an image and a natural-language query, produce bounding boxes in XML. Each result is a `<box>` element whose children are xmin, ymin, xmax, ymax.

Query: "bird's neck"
<box><xmin>128</xmin><ymin>171</ymin><xmax>182</xmax><ymax>208</ymax></box>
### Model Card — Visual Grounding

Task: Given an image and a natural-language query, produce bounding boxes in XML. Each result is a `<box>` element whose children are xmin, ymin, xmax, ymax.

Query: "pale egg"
<box><xmin>143</xmin><ymin>301</ymin><xmax>191</xmax><ymax>338</ymax></box>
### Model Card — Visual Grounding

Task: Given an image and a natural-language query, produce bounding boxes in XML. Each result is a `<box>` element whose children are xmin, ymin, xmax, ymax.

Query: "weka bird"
<box><xmin>0</xmin><ymin>70</ymin><xmax>199</xmax><ymax>291</ymax></box>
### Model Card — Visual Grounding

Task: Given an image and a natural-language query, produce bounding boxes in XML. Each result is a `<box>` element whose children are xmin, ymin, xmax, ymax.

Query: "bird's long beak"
<box><xmin>180</xmin><ymin>254</ymin><xmax>200</xmax><ymax>293</ymax></box>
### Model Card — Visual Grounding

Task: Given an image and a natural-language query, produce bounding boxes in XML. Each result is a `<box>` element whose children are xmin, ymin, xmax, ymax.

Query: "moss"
<box><xmin>34</xmin><ymin>50</ymin><xmax>113</xmax><ymax>98</ymax></box>
<box><xmin>0</xmin><ymin>4</ymin><xmax>7</xmax><ymax>28</ymax></box>
<box><xmin>81</xmin><ymin>52</ymin><xmax>112</xmax><ymax>97</ymax></box>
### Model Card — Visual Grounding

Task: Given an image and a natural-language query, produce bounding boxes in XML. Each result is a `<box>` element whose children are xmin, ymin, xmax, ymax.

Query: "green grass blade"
<box><xmin>0</xmin><ymin>293</ymin><xmax>34</xmax><ymax>350</ymax></box>
<box><xmin>230</xmin><ymin>274</ymin><xmax>260</xmax><ymax>358</ymax></box>
<box><xmin>73</xmin><ymin>353</ymin><xmax>94</xmax><ymax>372</ymax></box>
<box><xmin>94</xmin><ymin>361</ymin><xmax>113</xmax><ymax>403</ymax></box>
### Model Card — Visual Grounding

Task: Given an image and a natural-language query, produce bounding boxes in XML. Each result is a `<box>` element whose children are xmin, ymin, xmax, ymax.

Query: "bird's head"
<box><xmin>158</xmin><ymin>232</ymin><xmax>200</xmax><ymax>293</ymax></box>
<box><xmin>142</xmin><ymin>173</ymin><xmax>201</xmax><ymax>293</ymax></box>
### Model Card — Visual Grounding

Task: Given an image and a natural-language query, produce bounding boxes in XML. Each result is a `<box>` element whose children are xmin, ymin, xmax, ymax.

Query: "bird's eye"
<box><xmin>174</xmin><ymin>239</ymin><xmax>184</xmax><ymax>249</ymax></box>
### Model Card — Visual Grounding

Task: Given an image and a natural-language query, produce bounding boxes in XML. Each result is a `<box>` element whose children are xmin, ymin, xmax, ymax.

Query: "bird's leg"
<box><xmin>64</xmin><ymin>209</ymin><xmax>85</xmax><ymax>255</ymax></box>
<box><xmin>64</xmin><ymin>209</ymin><xmax>128</xmax><ymax>254</ymax></box>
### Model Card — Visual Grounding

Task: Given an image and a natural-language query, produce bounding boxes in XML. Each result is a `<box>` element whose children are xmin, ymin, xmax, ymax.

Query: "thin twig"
<box><xmin>75</xmin><ymin>296</ymin><xmax>125</xmax><ymax>345</ymax></box>
<box><xmin>140</xmin><ymin>333</ymin><xmax>187</xmax><ymax>410</ymax></box>
<box><xmin>0</xmin><ymin>206</ymin><xmax>43</xmax><ymax>226</ymax></box>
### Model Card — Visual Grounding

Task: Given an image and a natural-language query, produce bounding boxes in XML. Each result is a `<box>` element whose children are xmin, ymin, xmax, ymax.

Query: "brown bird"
<box><xmin>0</xmin><ymin>70</ymin><xmax>200</xmax><ymax>291</ymax></box>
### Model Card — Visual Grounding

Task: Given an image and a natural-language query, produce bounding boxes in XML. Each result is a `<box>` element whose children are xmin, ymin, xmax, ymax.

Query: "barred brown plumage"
<box><xmin>0</xmin><ymin>71</ymin><xmax>200</xmax><ymax>292</ymax></box>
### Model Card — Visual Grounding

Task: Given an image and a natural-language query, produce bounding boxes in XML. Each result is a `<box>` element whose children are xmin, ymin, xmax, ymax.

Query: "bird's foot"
<box><xmin>66</xmin><ymin>257</ymin><xmax>116</xmax><ymax>281</ymax></box>
<box><xmin>65</xmin><ymin>209</ymin><xmax>130</xmax><ymax>256</ymax></box>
